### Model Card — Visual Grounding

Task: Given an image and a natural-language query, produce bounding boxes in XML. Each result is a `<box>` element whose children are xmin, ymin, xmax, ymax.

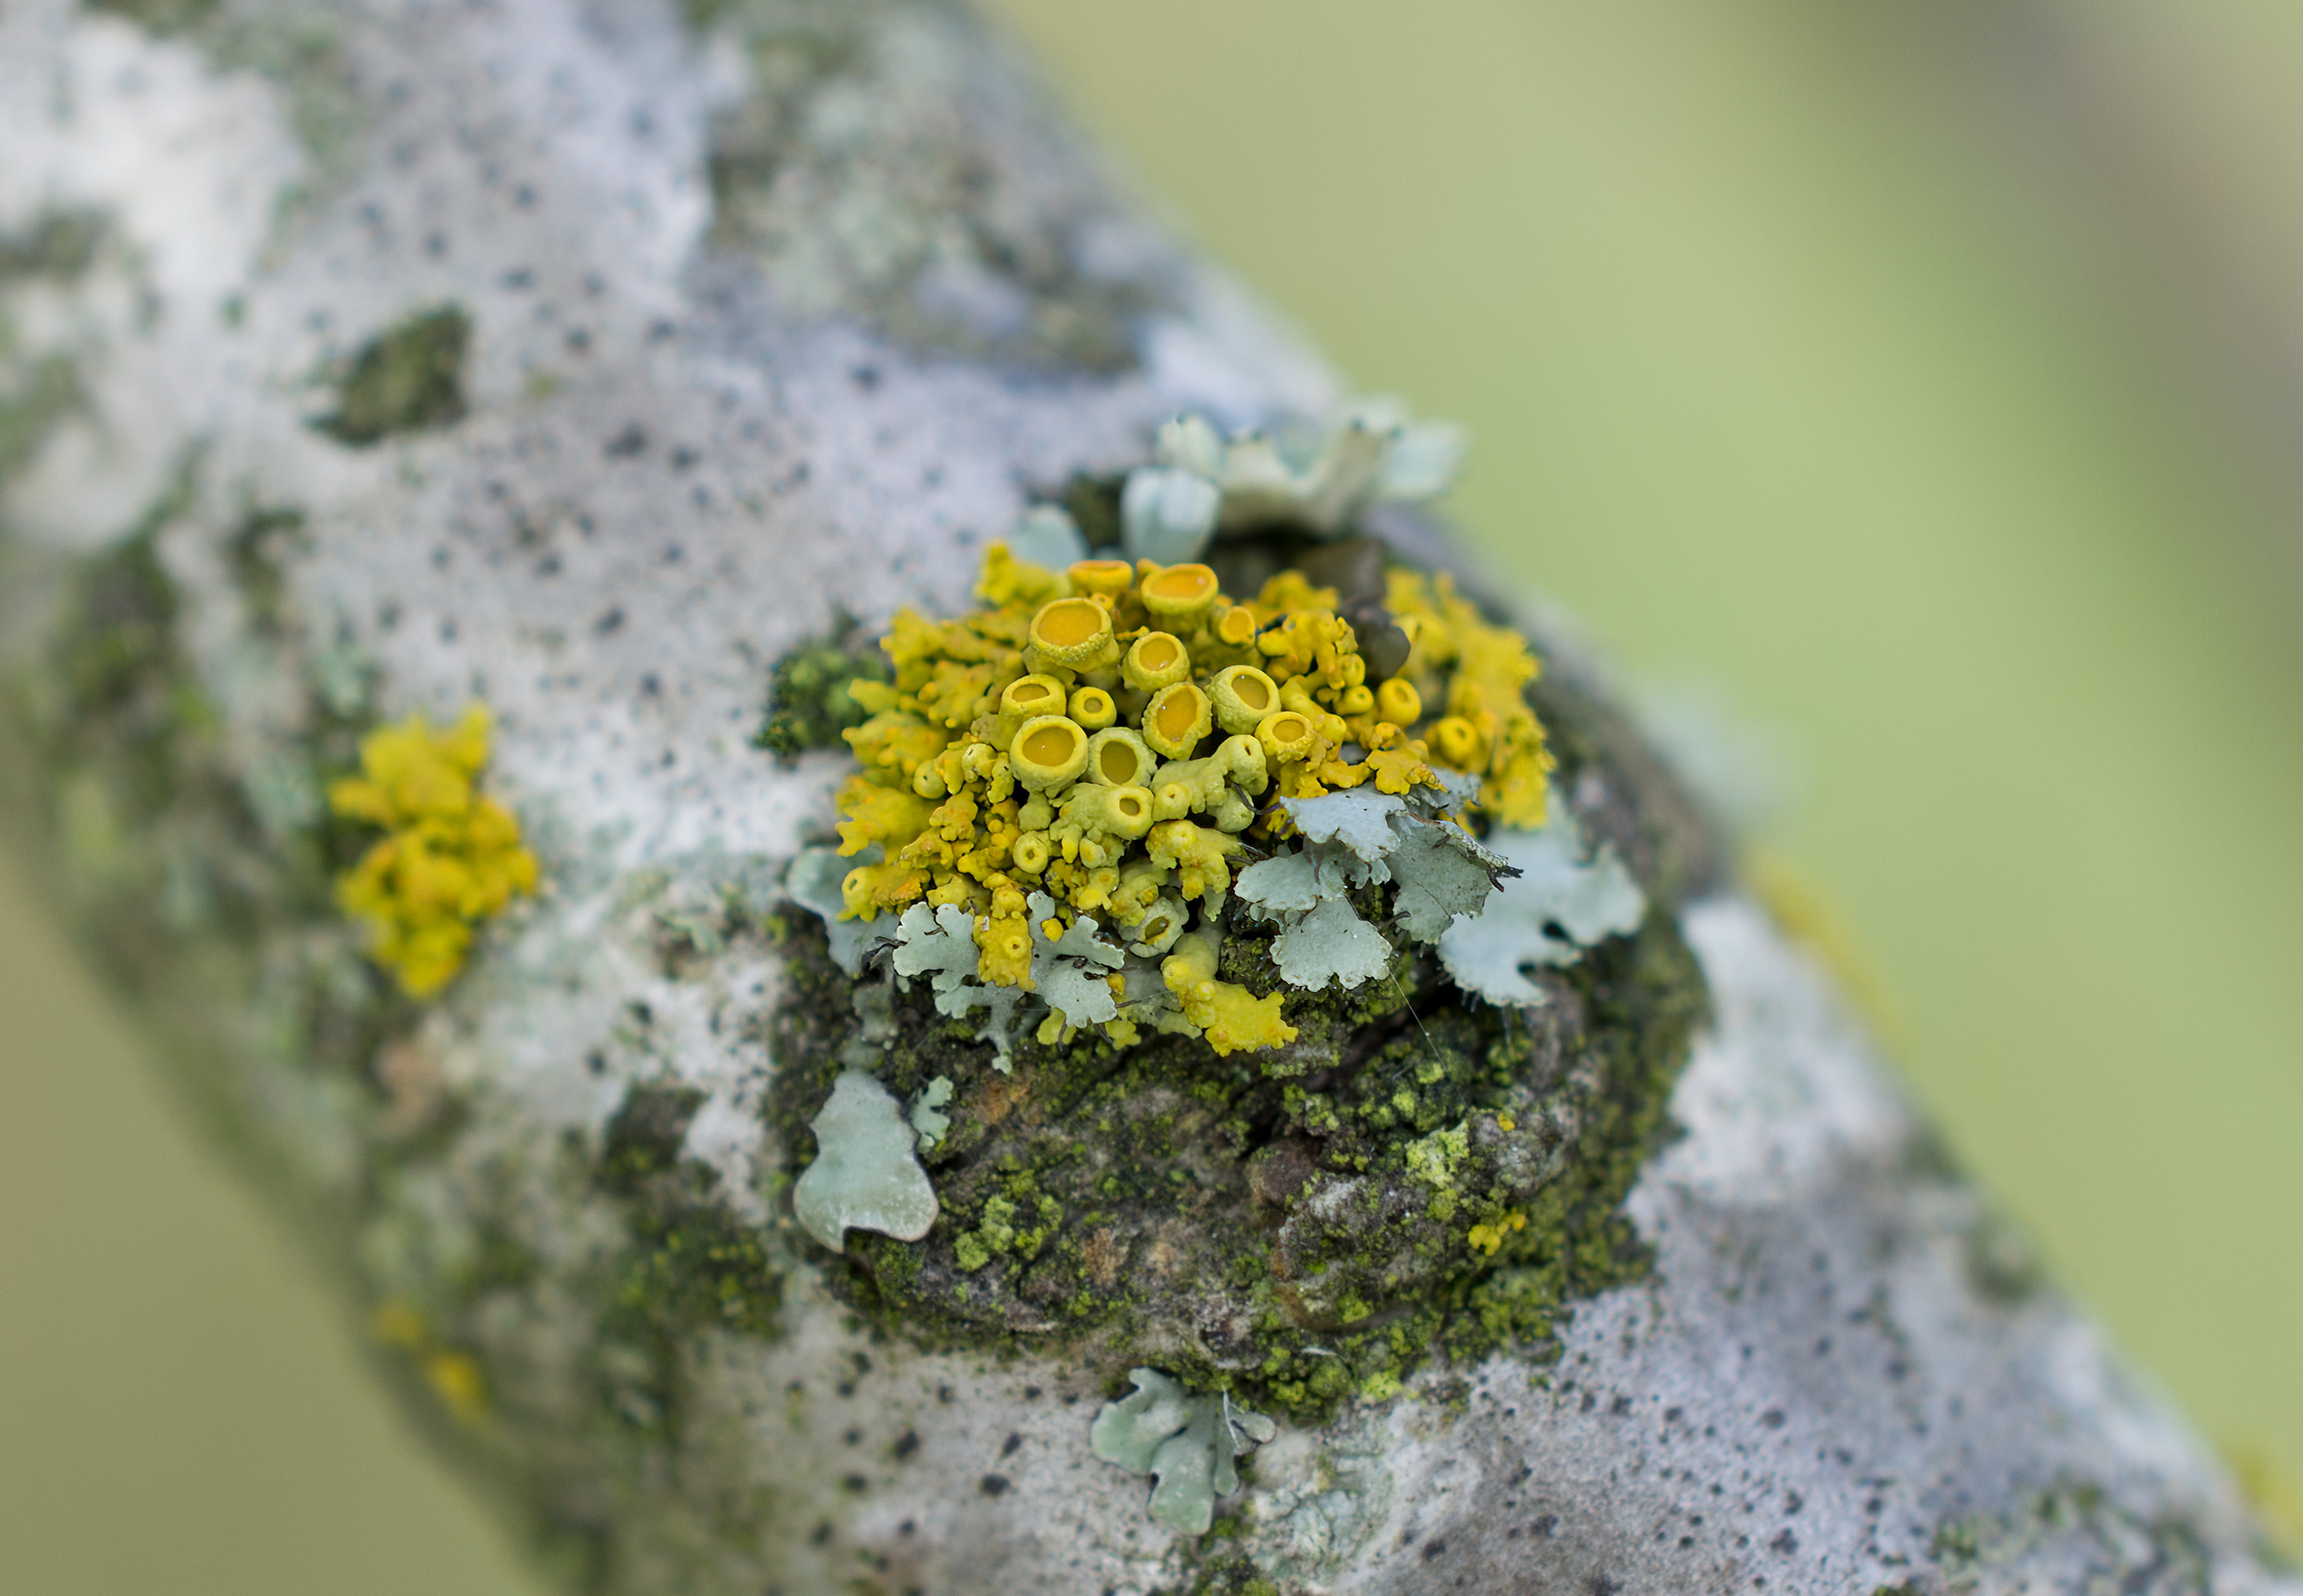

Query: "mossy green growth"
<box><xmin>315</xmin><ymin>305</ymin><xmax>470</xmax><ymax>446</ymax></box>
<box><xmin>754</xmin><ymin>619</ymin><xmax>890</xmax><ymax>758</ymax></box>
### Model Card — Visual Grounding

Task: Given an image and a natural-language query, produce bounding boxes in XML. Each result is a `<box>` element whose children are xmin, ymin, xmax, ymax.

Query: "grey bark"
<box><xmin>0</xmin><ymin>2</ymin><xmax>2288</xmax><ymax>1593</ymax></box>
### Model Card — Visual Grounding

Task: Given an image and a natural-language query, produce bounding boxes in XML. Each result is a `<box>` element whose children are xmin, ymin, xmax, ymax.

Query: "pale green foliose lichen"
<box><xmin>908</xmin><ymin>1075</ymin><xmax>954</xmax><ymax>1147</ymax></box>
<box><xmin>1235</xmin><ymin>784</ymin><xmax>1510</xmax><ymax>991</ymax></box>
<box><xmin>1437</xmin><ymin>801</ymin><xmax>1648</xmax><ymax>1005</ymax></box>
<box><xmin>1090</xmin><ymin>1369</ymin><xmax>1276</xmax><ymax>1536</ymax></box>
<box><xmin>791</xmin><ymin>1070</ymin><xmax>939</xmax><ymax>1252</ymax></box>
<box><xmin>1005</xmin><ymin>503</ymin><xmax>1090</xmax><ymax>570</ymax></box>
<box><xmin>786</xmin><ymin>843</ymin><xmax>878</xmax><ymax>975</ymax></box>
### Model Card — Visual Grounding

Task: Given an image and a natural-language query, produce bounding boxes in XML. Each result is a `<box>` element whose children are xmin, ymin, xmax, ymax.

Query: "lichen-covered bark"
<box><xmin>0</xmin><ymin>2</ymin><xmax>2290</xmax><ymax>1594</ymax></box>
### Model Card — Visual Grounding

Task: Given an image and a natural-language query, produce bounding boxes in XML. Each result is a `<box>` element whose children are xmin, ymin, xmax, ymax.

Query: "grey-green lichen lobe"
<box><xmin>314</xmin><ymin>305</ymin><xmax>472</xmax><ymax>446</ymax></box>
<box><xmin>692</xmin><ymin>0</ymin><xmax>1170</xmax><ymax>368</ymax></box>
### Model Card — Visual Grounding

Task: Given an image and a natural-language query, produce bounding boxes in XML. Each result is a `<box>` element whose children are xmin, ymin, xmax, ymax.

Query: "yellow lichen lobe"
<box><xmin>1467</xmin><ymin>1212</ymin><xmax>1529</xmax><ymax>1256</ymax></box>
<box><xmin>1385</xmin><ymin>569</ymin><xmax>1556</xmax><ymax>827</ymax></box>
<box><xmin>330</xmin><ymin>705</ymin><xmax>538</xmax><ymax>997</ymax></box>
<box><xmin>424</xmin><ymin>1351</ymin><xmax>489</xmax><ymax>1427</ymax></box>
<box><xmin>1161</xmin><ymin>931</ymin><xmax>1296</xmax><ymax>1056</ymax></box>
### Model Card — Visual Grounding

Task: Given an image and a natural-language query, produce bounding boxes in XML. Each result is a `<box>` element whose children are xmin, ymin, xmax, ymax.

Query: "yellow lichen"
<box><xmin>423</xmin><ymin>1351</ymin><xmax>488</xmax><ymax>1427</ymax></box>
<box><xmin>330</xmin><ymin>705</ymin><xmax>538</xmax><ymax>997</ymax></box>
<box><xmin>1467</xmin><ymin>1211</ymin><xmax>1529</xmax><ymax>1256</ymax></box>
<box><xmin>1161</xmin><ymin>931</ymin><xmax>1297</xmax><ymax>1055</ymax></box>
<box><xmin>2229</xmin><ymin>1441</ymin><xmax>2303</xmax><ymax>1564</ymax></box>
<box><xmin>829</xmin><ymin>542</ymin><xmax>1555</xmax><ymax>1054</ymax></box>
<box><xmin>372</xmin><ymin>1300</ymin><xmax>486</xmax><ymax>1426</ymax></box>
<box><xmin>1386</xmin><ymin>569</ymin><xmax>1556</xmax><ymax>827</ymax></box>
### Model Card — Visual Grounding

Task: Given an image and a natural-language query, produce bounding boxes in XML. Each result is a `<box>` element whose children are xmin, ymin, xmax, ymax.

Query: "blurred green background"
<box><xmin>5</xmin><ymin>1</ymin><xmax>2301</xmax><ymax>1589</ymax></box>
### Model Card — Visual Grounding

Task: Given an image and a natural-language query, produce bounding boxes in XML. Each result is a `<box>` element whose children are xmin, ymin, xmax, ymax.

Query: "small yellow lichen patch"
<box><xmin>2230</xmin><ymin>1441</ymin><xmax>2303</xmax><ymax>1564</ymax></box>
<box><xmin>372</xmin><ymin>1301</ymin><xmax>486</xmax><ymax>1425</ymax></box>
<box><xmin>976</xmin><ymin>913</ymin><xmax>1034</xmax><ymax>988</ymax></box>
<box><xmin>1162</xmin><ymin>931</ymin><xmax>1296</xmax><ymax>1055</ymax></box>
<box><xmin>331</xmin><ymin>705</ymin><xmax>538</xmax><ymax>997</ymax></box>
<box><xmin>423</xmin><ymin>1351</ymin><xmax>488</xmax><ymax>1427</ymax></box>
<box><xmin>1467</xmin><ymin>1212</ymin><xmax>1529</xmax><ymax>1256</ymax></box>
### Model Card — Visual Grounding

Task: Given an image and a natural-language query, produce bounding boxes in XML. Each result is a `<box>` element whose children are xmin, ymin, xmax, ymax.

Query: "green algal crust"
<box><xmin>772</xmin><ymin>889</ymin><xmax>1699</xmax><ymax>1414</ymax></box>
<box><xmin>766</xmin><ymin>545</ymin><xmax>1714</xmax><ymax>1418</ymax></box>
<box><xmin>314</xmin><ymin>305</ymin><xmax>472</xmax><ymax>447</ymax></box>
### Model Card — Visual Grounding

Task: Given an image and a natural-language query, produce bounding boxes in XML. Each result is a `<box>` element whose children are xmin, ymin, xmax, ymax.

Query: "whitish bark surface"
<box><xmin>0</xmin><ymin>2</ymin><xmax>2289</xmax><ymax>1593</ymax></box>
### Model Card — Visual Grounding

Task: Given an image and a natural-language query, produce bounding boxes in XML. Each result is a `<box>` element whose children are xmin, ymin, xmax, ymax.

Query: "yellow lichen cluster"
<box><xmin>331</xmin><ymin>706</ymin><xmax>538</xmax><ymax>998</ymax></box>
<box><xmin>1467</xmin><ymin>1211</ymin><xmax>1529</xmax><ymax>1257</ymax></box>
<box><xmin>372</xmin><ymin>1301</ymin><xmax>488</xmax><ymax>1427</ymax></box>
<box><xmin>1383</xmin><ymin>569</ymin><xmax>1555</xmax><ymax>828</ymax></box>
<box><xmin>832</xmin><ymin>545</ymin><xmax>1553</xmax><ymax>1055</ymax></box>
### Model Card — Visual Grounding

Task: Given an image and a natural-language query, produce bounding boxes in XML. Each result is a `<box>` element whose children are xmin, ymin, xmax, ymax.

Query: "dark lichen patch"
<box><xmin>583</xmin><ymin>1082</ymin><xmax>785</xmax><ymax>1445</ymax></box>
<box><xmin>225</xmin><ymin>504</ymin><xmax>308</xmax><ymax>636</ymax></box>
<box><xmin>1172</xmin><ymin>1557</ymin><xmax>1281</xmax><ymax>1596</ymax></box>
<box><xmin>1059</xmin><ymin>473</ymin><xmax>1124</xmax><ymax>554</ymax></box>
<box><xmin>0</xmin><ymin>207</ymin><xmax>107</xmax><ymax>283</ymax></box>
<box><xmin>754</xmin><ymin>619</ymin><xmax>890</xmax><ymax>759</ymax></box>
<box><xmin>1962</xmin><ymin>1209</ymin><xmax>2049</xmax><ymax>1308</ymax></box>
<box><xmin>601</xmin><ymin>1082</ymin><xmax>709</xmax><ymax>1193</ymax></box>
<box><xmin>770</xmin><ymin>844</ymin><xmax>1704</xmax><ymax>1423</ymax></box>
<box><xmin>314</xmin><ymin>305</ymin><xmax>471</xmax><ymax>446</ymax></box>
<box><xmin>85</xmin><ymin>0</ymin><xmax>222</xmax><ymax>33</ymax></box>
